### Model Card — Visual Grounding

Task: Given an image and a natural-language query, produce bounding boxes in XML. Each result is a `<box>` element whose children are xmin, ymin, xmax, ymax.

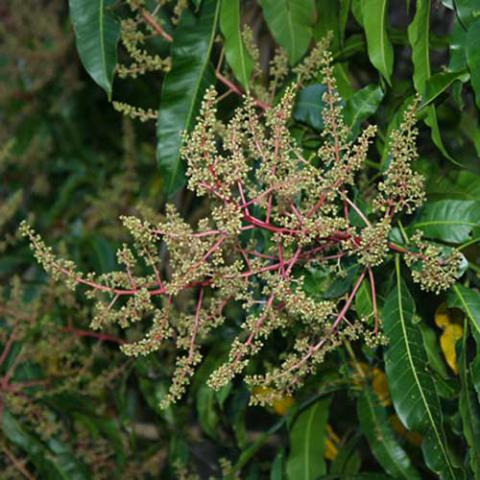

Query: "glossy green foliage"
<box><xmin>260</xmin><ymin>0</ymin><xmax>315</xmax><ymax>65</ymax></box>
<box><xmin>68</xmin><ymin>0</ymin><xmax>119</xmax><ymax>99</ymax></box>
<box><xmin>286</xmin><ymin>398</ymin><xmax>330</xmax><ymax>480</ymax></box>
<box><xmin>357</xmin><ymin>387</ymin><xmax>420</xmax><ymax>479</ymax></box>
<box><xmin>220</xmin><ymin>0</ymin><xmax>253</xmax><ymax>90</ymax></box>
<box><xmin>3</xmin><ymin>0</ymin><xmax>480</xmax><ymax>478</ymax></box>
<box><xmin>384</xmin><ymin>258</ymin><xmax>460</xmax><ymax>479</ymax></box>
<box><xmin>156</xmin><ymin>0</ymin><xmax>220</xmax><ymax>194</ymax></box>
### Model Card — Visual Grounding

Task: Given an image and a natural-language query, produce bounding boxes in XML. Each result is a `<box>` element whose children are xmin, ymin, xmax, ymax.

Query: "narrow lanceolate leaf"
<box><xmin>458</xmin><ymin>324</ymin><xmax>480</xmax><ymax>478</ymax></box>
<box><xmin>220</xmin><ymin>0</ymin><xmax>253</xmax><ymax>90</ymax></box>
<box><xmin>156</xmin><ymin>0</ymin><xmax>220</xmax><ymax>195</ymax></box>
<box><xmin>286</xmin><ymin>397</ymin><xmax>330</xmax><ymax>480</ymax></box>
<box><xmin>384</xmin><ymin>257</ymin><xmax>460</xmax><ymax>480</ymax></box>
<box><xmin>357</xmin><ymin>386</ymin><xmax>421</xmax><ymax>479</ymax></box>
<box><xmin>408</xmin><ymin>0</ymin><xmax>459</xmax><ymax>165</ymax></box>
<box><xmin>422</xmin><ymin>71</ymin><xmax>469</xmax><ymax>108</ymax></box>
<box><xmin>448</xmin><ymin>284</ymin><xmax>480</xmax><ymax>344</ymax></box>
<box><xmin>343</xmin><ymin>84</ymin><xmax>384</xmax><ymax>138</ymax></box>
<box><xmin>411</xmin><ymin>200</ymin><xmax>480</xmax><ymax>244</ymax></box>
<box><xmin>362</xmin><ymin>0</ymin><xmax>394</xmax><ymax>85</ymax></box>
<box><xmin>260</xmin><ymin>0</ymin><xmax>315</xmax><ymax>65</ymax></box>
<box><xmin>466</xmin><ymin>20</ymin><xmax>480</xmax><ymax>109</ymax></box>
<box><xmin>69</xmin><ymin>0</ymin><xmax>120</xmax><ymax>100</ymax></box>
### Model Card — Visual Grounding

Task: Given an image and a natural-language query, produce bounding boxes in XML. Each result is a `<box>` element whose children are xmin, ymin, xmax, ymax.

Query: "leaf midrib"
<box><xmin>167</xmin><ymin>0</ymin><xmax>220</xmax><ymax>192</ymax></box>
<box><xmin>394</xmin><ymin>257</ymin><xmax>455</xmax><ymax>478</ymax></box>
<box><xmin>363</xmin><ymin>389</ymin><xmax>413</xmax><ymax>479</ymax></box>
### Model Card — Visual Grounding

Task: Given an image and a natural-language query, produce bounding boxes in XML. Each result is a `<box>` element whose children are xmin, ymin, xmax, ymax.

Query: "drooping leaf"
<box><xmin>449</xmin><ymin>20</ymin><xmax>468</xmax><ymax>72</ymax></box>
<box><xmin>448</xmin><ymin>284</ymin><xmax>480</xmax><ymax>344</ymax></box>
<box><xmin>408</xmin><ymin>0</ymin><xmax>458</xmax><ymax>165</ymax></box>
<box><xmin>466</xmin><ymin>19</ymin><xmax>480</xmax><ymax>109</ymax></box>
<box><xmin>384</xmin><ymin>256</ymin><xmax>460</xmax><ymax>479</ymax></box>
<box><xmin>357</xmin><ymin>386</ymin><xmax>421</xmax><ymax>479</ymax></box>
<box><xmin>286</xmin><ymin>397</ymin><xmax>331</xmax><ymax>480</ymax></box>
<box><xmin>410</xmin><ymin>200</ymin><xmax>480</xmax><ymax>244</ymax></box>
<box><xmin>196</xmin><ymin>384</ymin><xmax>220</xmax><ymax>439</ymax></box>
<box><xmin>422</xmin><ymin>70</ymin><xmax>469</xmax><ymax>108</ymax></box>
<box><xmin>313</xmin><ymin>0</ymin><xmax>350</xmax><ymax>50</ymax></box>
<box><xmin>343</xmin><ymin>84</ymin><xmax>384</xmax><ymax>138</ymax></box>
<box><xmin>69</xmin><ymin>0</ymin><xmax>120</xmax><ymax>100</ymax></box>
<box><xmin>293</xmin><ymin>84</ymin><xmax>327</xmax><ymax>130</ymax></box>
<box><xmin>271</xmin><ymin>450</ymin><xmax>286</xmax><ymax>480</ymax></box>
<box><xmin>355</xmin><ymin>280</ymin><xmax>374</xmax><ymax>322</ymax></box>
<box><xmin>260</xmin><ymin>0</ymin><xmax>315</xmax><ymax>65</ymax></box>
<box><xmin>458</xmin><ymin>323</ymin><xmax>480</xmax><ymax>478</ymax></box>
<box><xmin>420</xmin><ymin>323</ymin><xmax>450</xmax><ymax>380</ymax></box>
<box><xmin>220</xmin><ymin>0</ymin><xmax>253</xmax><ymax>90</ymax></box>
<box><xmin>156</xmin><ymin>0</ymin><xmax>220</xmax><ymax>194</ymax></box>
<box><xmin>362</xmin><ymin>0</ymin><xmax>394</xmax><ymax>85</ymax></box>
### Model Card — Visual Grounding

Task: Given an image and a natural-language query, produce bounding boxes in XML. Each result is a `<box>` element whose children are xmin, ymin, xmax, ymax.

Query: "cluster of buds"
<box><xmin>21</xmin><ymin>43</ymin><xmax>463</xmax><ymax>407</ymax></box>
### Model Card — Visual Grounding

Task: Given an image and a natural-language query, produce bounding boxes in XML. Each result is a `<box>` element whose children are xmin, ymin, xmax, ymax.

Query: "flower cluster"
<box><xmin>21</xmin><ymin>44</ymin><xmax>462</xmax><ymax>408</ymax></box>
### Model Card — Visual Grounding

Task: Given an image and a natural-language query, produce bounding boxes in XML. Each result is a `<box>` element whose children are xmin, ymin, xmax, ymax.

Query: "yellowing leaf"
<box><xmin>434</xmin><ymin>302</ymin><xmax>451</xmax><ymax>329</ymax></box>
<box><xmin>372</xmin><ymin>367</ymin><xmax>391</xmax><ymax>406</ymax></box>
<box><xmin>324</xmin><ymin>424</ymin><xmax>340</xmax><ymax>460</ymax></box>
<box><xmin>440</xmin><ymin>324</ymin><xmax>464</xmax><ymax>374</ymax></box>
<box><xmin>273</xmin><ymin>395</ymin><xmax>295</xmax><ymax>415</ymax></box>
<box><xmin>353</xmin><ymin>362</ymin><xmax>391</xmax><ymax>406</ymax></box>
<box><xmin>251</xmin><ymin>386</ymin><xmax>294</xmax><ymax>415</ymax></box>
<box><xmin>434</xmin><ymin>303</ymin><xmax>465</xmax><ymax>374</ymax></box>
<box><xmin>389</xmin><ymin>414</ymin><xmax>423</xmax><ymax>447</ymax></box>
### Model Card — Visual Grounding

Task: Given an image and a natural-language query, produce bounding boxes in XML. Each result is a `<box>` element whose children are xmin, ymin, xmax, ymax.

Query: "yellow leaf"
<box><xmin>352</xmin><ymin>362</ymin><xmax>391</xmax><ymax>406</ymax></box>
<box><xmin>324</xmin><ymin>424</ymin><xmax>340</xmax><ymax>460</ymax></box>
<box><xmin>440</xmin><ymin>324</ymin><xmax>463</xmax><ymax>374</ymax></box>
<box><xmin>272</xmin><ymin>395</ymin><xmax>295</xmax><ymax>415</ymax></box>
<box><xmin>434</xmin><ymin>302</ymin><xmax>451</xmax><ymax>329</ymax></box>
<box><xmin>434</xmin><ymin>303</ymin><xmax>464</xmax><ymax>374</ymax></box>
<box><xmin>389</xmin><ymin>414</ymin><xmax>423</xmax><ymax>447</ymax></box>
<box><xmin>372</xmin><ymin>367</ymin><xmax>391</xmax><ymax>406</ymax></box>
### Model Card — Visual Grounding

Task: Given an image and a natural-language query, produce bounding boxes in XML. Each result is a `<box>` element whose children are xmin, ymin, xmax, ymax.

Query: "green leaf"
<box><xmin>69</xmin><ymin>0</ymin><xmax>120</xmax><ymax>100</ymax></box>
<box><xmin>454</xmin><ymin>0</ymin><xmax>480</xmax><ymax>28</ymax></box>
<box><xmin>448</xmin><ymin>284</ymin><xmax>480</xmax><ymax>344</ymax></box>
<box><xmin>2</xmin><ymin>410</ymin><xmax>90</xmax><ymax>480</ymax></box>
<box><xmin>422</xmin><ymin>71</ymin><xmax>469</xmax><ymax>108</ymax></box>
<box><xmin>220</xmin><ymin>0</ymin><xmax>253</xmax><ymax>90</ymax></box>
<box><xmin>313</xmin><ymin>0</ymin><xmax>350</xmax><ymax>50</ymax></box>
<box><xmin>271</xmin><ymin>450</ymin><xmax>286</xmax><ymax>480</ymax></box>
<box><xmin>384</xmin><ymin>257</ymin><xmax>460</xmax><ymax>479</ymax></box>
<box><xmin>449</xmin><ymin>20</ymin><xmax>468</xmax><ymax>72</ymax></box>
<box><xmin>408</xmin><ymin>0</ymin><xmax>458</xmax><ymax>165</ymax></box>
<box><xmin>362</xmin><ymin>0</ymin><xmax>394</xmax><ymax>85</ymax></box>
<box><xmin>343</xmin><ymin>84</ymin><xmax>384</xmax><ymax>138</ymax></box>
<box><xmin>410</xmin><ymin>200</ymin><xmax>480</xmax><ymax>244</ymax></box>
<box><xmin>419</xmin><ymin>323</ymin><xmax>450</xmax><ymax>380</ymax></box>
<box><xmin>407</xmin><ymin>0</ymin><xmax>431</xmax><ymax>93</ymax></box>
<box><xmin>156</xmin><ymin>0</ymin><xmax>220</xmax><ymax>194</ymax></box>
<box><xmin>458</xmin><ymin>323</ymin><xmax>480</xmax><ymax>478</ymax></box>
<box><xmin>259</xmin><ymin>0</ymin><xmax>315</xmax><ymax>65</ymax></box>
<box><xmin>196</xmin><ymin>384</ymin><xmax>220</xmax><ymax>438</ymax></box>
<box><xmin>466</xmin><ymin>19</ymin><xmax>480</xmax><ymax>109</ymax></box>
<box><xmin>293</xmin><ymin>84</ymin><xmax>327</xmax><ymax>130</ymax></box>
<box><xmin>355</xmin><ymin>280</ymin><xmax>374</xmax><ymax>321</ymax></box>
<box><xmin>357</xmin><ymin>386</ymin><xmax>421</xmax><ymax>479</ymax></box>
<box><xmin>286</xmin><ymin>397</ymin><xmax>330</xmax><ymax>480</ymax></box>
